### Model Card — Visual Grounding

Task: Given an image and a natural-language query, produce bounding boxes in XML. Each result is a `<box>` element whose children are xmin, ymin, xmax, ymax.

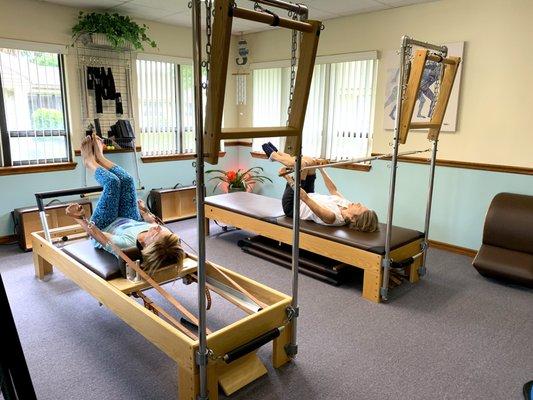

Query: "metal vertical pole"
<box><xmin>132</xmin><ymin>139</ymin><xmax>142</xmax><ymax>189</ymax></box>
<box><xmin>381</xmin><ymin>35</ymin><xmax>409</xmax><ymax>301</ymax></box>
<box><xmin>286</xmin><ymin>152</ymin><xmax>301</xmax><ymax>357</ymax></box>
<box><xmin>191</xmin><ymin>1</ymin><xmax>209</xmax><ymax>399</ymax></box>
<box><xmin>420</xmin><ymin>45</ymin><xmax>446</xmax><ymax>276</ymax></box>
<box><xmin>420</xmin><ymin>138</ymin><xmax>438</xmax><ymax>276</ymax></box>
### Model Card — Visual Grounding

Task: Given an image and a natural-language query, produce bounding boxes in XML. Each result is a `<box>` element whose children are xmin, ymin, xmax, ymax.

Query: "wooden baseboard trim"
<box><xmin>141</xmin><ymin>151</ymin><xmax>226</xmax><ymax>163</ymax></box>
<box><xmin>372</xmin><ymin>153</ymin><xmax>533</xmax><ymax>176</ymax></box>
<box><xmin>224</xmin><ymin>141</ymin><xmax>252</xmax><ymax>147</ymax></box>
<box><xmin>429</xmin><ymin>240</ymin><xmax>477</xmax><ymax>258</ymax></box>
<box><xmin>0</xmin><ymin>234</ymin><xmax>17</xmax><ymax>245</ymax></box>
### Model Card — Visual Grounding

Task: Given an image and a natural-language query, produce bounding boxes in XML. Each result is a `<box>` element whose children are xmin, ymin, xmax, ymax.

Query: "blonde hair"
<box><xmin>349</xmin><ymin>210</ymin><xmax>379</xmax><ymax>233</ymax></box>
<box><xmin>142</xmin><ymin>233</ymin><xmax>184</xmax><ymax>275</ymax></box>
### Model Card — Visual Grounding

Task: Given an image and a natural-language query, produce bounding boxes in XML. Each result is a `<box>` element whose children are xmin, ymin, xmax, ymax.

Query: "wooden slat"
<box><xmin>220</xmin><ymin>126</ymin><xmax>299</xmax><ymax>140</ymax></box>
<box><xmin>217</xmin><ymin>353</ymin><xmax>267</xmax><ymax>396</ymax></box>
<box><xmin>204</xmin><ymin>0</ymin><xmax>233</xmax><ymax>164</ymax></box>
<box><xmin>398</xmin><ymin>49</ymin><xmax>428</xmax><ymax>144</ymax></box>
<box><xmin>232</xmin><ymin>7</ymin><xmax>314</xmax><ymax>32</ymax></box>
<box><xmin>285</xmin><ymin>20</ymin><xmax>322</xmax><ymax>155</ymax></box>
<box><xmin>409</xmin><ymin>122</ymin><xmax>442</xmax><ymax>130</ymax></box>
<box><xmin>428</xmin><ymin>56</ymin><xmax>461</xmax><ymax>141</ymax></box>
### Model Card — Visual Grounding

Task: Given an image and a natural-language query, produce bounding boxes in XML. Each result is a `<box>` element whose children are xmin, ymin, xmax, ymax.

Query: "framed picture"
<box><xmin>383</xmin><ymin>41</ymin><xmax>464</xmax><ymax>132</ymax></box>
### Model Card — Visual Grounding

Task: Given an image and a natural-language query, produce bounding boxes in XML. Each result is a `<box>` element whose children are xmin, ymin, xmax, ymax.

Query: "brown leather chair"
<box><xmin>473</xmin><ymin>192</ymin><xmax>533</xmax><ymax>287</ymax></box>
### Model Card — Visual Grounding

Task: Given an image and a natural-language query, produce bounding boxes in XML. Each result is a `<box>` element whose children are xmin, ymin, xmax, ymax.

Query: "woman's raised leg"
<box><xmin>93</xmin><ymin>135</ymin><xmax>141</xmax><ymax>221</ymax></box>
<box><xmin>80</xmin><ymin>136</ymin><xmax>121</xmax><ymax>229</ymax></box>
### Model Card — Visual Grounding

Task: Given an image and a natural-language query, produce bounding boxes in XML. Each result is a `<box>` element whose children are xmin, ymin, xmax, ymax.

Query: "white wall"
<box><xmin>239</xmin><ymin>0</ymin><xmax>533</xmax><ymax>168</ymax></box>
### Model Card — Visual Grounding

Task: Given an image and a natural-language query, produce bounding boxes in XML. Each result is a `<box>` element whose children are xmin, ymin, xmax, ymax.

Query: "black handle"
<box><xmin>35</xmin><ymin>186</ymin><xmax>102</xmax><ymax>212</ymax></box>
<box><xmin>223</xmin><ymin>327</ymin><xmax>282</xmax><ymax>363</ymax></box>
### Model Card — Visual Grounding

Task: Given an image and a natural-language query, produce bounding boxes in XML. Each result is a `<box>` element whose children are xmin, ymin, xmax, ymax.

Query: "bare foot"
<box><xmin>92</xmin><ymin>134</ymin><xmax>105</xmax><ymax>163</ymax></box>
<box><xmin>80</xmin><ymin>136</ymin><xmax>93</xmax><ymax>165</ymax></box>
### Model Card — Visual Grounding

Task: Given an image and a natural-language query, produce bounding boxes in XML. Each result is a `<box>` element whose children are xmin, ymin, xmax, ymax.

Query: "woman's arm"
<box><xmin>300</xmin><ymin>190</ymin><xmax>337</xmax><ymax>224</ymax></box>
<box><xmin>319</xmin><ymin>169</ymin><xmax>343</xmax><ymax>198</ymax></box>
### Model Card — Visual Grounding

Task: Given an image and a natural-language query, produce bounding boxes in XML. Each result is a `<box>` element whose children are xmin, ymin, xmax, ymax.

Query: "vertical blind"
<box><xmin>137</xmin><ymin>59</ymin><xmax>196</xmax><ymax>156</ymax></box>
<box><xmin>0</xmin><ymin>48</ymin><xmax>69</xmax><ymax>166</ymax></box>
<box><xmin>252</xmin><ymin>57</ymin><xmax>376</xmax><ymax>161</ymax></box>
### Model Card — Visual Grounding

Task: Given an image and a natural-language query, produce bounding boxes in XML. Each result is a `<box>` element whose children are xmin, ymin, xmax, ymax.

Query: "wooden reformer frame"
<box><xmin>204</xmin><ymin>204</ymin><xmax>422</xmax><ymax>303</ymax></box>
<box><xmin>31</xmin><ymin>226</ymin><xmax>293</xmax><ymax>400</ymax></box>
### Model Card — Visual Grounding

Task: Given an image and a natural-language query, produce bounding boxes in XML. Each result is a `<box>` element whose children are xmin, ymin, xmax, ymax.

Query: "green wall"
<box><xmin>0</xmin><ymin>147</ymin><xmax>236</xmax><ymax>238</ymax></box>
<box><xmin>2</xmin><ymin>145</ymin><xmax>531</xmax><ymax>252</ymax></box>
<box><xmin>238</xmin><ymin>147</ymin><xmax>533</xmax><ymax>250</ymax></box>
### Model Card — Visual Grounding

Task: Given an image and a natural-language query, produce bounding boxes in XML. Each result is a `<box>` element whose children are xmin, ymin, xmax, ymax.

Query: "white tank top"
<box><xmin>300</xmin><ymin>193</ymin><xmax>351</xmax><ymax>226</ymax></box>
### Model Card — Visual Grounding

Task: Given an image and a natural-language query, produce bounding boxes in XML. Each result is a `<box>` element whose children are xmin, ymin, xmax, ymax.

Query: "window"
<box><xmin>137</xmin><ymin>58</ymin><xmax>195</xmax><ymax>156</ymax></box>
<box><xmin>0</xmin><ymin>47</ymin><xmax>70</xmax><ymax>166</ymax></box>
<box><xmin>252</xmin><ymin>53</ymin><xmax>377</xmax><ymax>161</ymax></box>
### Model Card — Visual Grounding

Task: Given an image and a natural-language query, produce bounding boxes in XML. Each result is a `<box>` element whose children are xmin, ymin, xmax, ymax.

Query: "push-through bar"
<box><xmin>405</xmin><ymin>37</ymin><xmax>447</xmax><ymax>54</ymax></box>
<box><xmin>35</xmin><ymin>186</ymin><xmax>102</xmax><ymax>212</ymax></box>
<box><xmin>279</xmin><ymin>148</ymin><xmax>431</xmax><ymax>176</ymax></box>
<box><xmin>232</xmin><ymin>7</ymin><xmax>314</xmax><ymax>32</ymax></box>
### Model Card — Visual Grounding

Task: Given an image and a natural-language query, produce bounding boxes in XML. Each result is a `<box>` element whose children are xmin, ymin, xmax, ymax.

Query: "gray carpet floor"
<box><xmin>1</xmin><ymin>218</ymin><xmax>531</xmax><ymax>400</ymax></box>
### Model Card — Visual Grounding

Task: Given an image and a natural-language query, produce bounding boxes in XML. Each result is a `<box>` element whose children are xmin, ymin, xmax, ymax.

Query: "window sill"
<box><xmin>74</xmin><ymin>146</ymin><xmax>142</xmax><ymax>156</ymax></box>
<box><xmin>0</xmin><ymin>162</ymin><xmax>77</xmax><ymax>176</ymax></box>
<box><xmin>250</xmin><ymin>152</ymin><xmax>371</xmax><ymax>172</ymax></box>
<box><xmin>141</xmin><ymin>151</ymin><xmax>226</xmax><ymax>163</ymax></box>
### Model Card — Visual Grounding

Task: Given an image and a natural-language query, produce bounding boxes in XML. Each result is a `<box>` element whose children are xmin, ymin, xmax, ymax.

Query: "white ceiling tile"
<box><xmin>44</xmin><ymin>0</ymin><xmax>123</xmax><ymax>9</ymax></box>
<box><xmin>128</xmin><ymin>0</ymin><xmax>189</xmax><ymax>13</ymax></box>
<box><xmin>307</xmin><ymin>0</ymin><xmax>387</xmax><ymax>15</ymax></box>
<box><xmin>113</xmin><ymin>2</ymin><xmax>171</xmax><ymax>19</ymax></box>
<box><xmin>378</xmin><ymin>0</ymin><xmax>437</xmax><ymax>5</ymax></box>
<box><xmin>43</xmin><ymin>0</ymin><xmax>436</xmax><ymax>32</ymax></box>
<box><xmin>157</xmin><ymin>11</ymin><xmax>191</xmax><ymax>26</ymax></box>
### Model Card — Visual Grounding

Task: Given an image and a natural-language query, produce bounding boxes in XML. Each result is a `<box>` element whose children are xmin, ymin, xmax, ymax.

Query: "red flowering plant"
<box><xmin>206</xmin><ymin>167</ymin><xmax>272</xmax><ymax>193</ymax></box>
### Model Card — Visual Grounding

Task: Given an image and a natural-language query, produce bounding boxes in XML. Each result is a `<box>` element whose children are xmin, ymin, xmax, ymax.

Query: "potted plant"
<box><xmin>206</xmin><ymin>167</ymin><xmax>272</xmax><ymax>193</ymax></box>
<box><xmin>72</xmin><ymin>11</ymin><xmax>157</xmax><ymax>50</ymax></box>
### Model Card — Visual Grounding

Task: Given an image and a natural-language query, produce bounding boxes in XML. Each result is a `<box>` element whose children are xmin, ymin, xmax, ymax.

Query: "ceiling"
<box><xmin>42</xmin><ymin>0</ymin><xmax>437</xmax><ymax>33</ymax></box>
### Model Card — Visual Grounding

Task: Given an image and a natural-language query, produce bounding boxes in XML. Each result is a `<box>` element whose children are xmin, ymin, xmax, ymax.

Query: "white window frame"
<box><xmin>0</xmin><ymin>39</ymin><xmax>70</xmax><ymax>167</ymax></box>
<box><xmin>136</xmin><ymin>53</ymin><xmax>195</xmax><ymax>156</ymax></box>
<box><xmin>250</xmin><ymin>51</ymin><xmax>378</xmax><ymax>160</ymax></box>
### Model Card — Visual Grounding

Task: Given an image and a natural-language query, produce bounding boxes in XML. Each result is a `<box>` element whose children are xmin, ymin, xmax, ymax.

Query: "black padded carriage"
<box><xmin>205</xmin><ymin>192</ymin><xmax>424</xmax><ymax>254</ymax></box>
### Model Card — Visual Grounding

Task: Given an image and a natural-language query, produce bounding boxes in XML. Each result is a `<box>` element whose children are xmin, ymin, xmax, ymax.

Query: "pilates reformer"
<box><xmin>32</xmin><ymin>186</ymin><xmax>293</xmax><ymax>399</ymax></box>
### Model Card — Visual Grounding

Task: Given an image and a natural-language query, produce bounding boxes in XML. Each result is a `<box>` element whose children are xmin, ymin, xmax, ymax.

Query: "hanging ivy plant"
<box><xmin>72</xmin><ymin>11</ymin><xmax>157</xmax><ymax>50</ymax></box>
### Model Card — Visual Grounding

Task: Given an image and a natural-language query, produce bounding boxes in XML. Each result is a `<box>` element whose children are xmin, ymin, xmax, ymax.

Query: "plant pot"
<box><xmin>80</xmin><ymin>33</ymin><xmax>132</xmax><ymax>50</ymax></box>
<box><xmin>228</xmin><ymin>186</ymin><xmax>246</xmax><ymax>193</ymax></box>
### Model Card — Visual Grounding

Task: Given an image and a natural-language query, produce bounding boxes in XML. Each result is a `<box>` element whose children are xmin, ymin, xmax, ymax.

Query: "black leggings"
<box><xmin>282</xmin><ymin>174</ymin><xmax>316</xmax><ymax>217</ymax></box>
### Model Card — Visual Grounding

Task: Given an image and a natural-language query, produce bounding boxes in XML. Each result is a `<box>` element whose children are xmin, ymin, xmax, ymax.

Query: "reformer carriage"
<box><xmin>30</xmin><ymin>1</ymin><xmax>461</xmax><ymax>399</ymax></box>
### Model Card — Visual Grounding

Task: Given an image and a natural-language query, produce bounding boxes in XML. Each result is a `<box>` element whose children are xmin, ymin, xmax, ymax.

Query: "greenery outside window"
<box><xmin>0</xmin><ymin>47</ymin><xmax>70</xmax><ymax>167</ymax></box>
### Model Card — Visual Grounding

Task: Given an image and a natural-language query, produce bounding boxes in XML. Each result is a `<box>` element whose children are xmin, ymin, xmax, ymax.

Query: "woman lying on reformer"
<box><xmin>67</xmin><ymin>134</ymin><xmax>184</xmax><ymax>274</ymax></box>
<box><xmin>262</xmin><ymin>142</ymin><xmax>379</xmax><ymax>232</ymax></box>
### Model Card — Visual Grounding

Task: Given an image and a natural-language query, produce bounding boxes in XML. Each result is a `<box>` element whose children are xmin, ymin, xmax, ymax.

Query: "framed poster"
<box><xmin>383</xmin><ymin>41</ymin><xmax>464</xmax><ymax>132</ymax></box>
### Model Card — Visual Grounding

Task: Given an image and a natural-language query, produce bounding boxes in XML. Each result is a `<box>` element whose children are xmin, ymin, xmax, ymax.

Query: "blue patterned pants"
<box><xmin>90</xmin><ymin>166</ymin><xmax>142</xmax><ymax>229</ymax></box>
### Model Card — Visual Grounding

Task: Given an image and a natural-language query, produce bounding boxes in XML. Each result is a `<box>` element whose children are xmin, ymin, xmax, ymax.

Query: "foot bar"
<box><xmin>35</xmin><ymin>186</ymin><xmax>102</xmax><ymax>212</ymax></box>
<box><xmin>232</xmin><ymin>7</ymin><xmax>314</xmax><ymax>32</ymax></box>
<box><xmin>223</xmin><ymin>327</ymin><xmax>284</xmax><ymax>363</ymax></box>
